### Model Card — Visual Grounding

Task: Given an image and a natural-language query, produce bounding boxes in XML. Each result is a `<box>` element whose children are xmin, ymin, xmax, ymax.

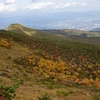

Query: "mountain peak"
<box><xmin>5</xmin><ymin>23</ymin><xmax>36</xmax><ymax>36</ymax></box>
<box><xmin>5</xmin><ymin>23</ymin><xmax>30</xmax><ymax>31</ymax></box>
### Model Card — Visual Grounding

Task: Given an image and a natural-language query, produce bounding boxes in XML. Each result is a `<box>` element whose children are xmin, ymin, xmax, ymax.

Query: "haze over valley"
<box><xmin>1</xmin><ymin>11</ymin><xmax>100</xmax><ymax>31</ymax></box>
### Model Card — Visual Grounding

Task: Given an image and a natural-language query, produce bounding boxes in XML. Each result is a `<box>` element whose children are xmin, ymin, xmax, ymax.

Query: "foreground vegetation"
<box><xmin>0</xmin><ymin>28</ymin><xmax>100</xmax><ymax>100</ymax></box>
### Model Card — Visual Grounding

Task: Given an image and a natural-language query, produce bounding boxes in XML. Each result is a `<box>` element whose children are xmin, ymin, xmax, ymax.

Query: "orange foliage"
<box><xmin>14</xmin><ymin>50</ymin><xmax>100</xmax><ymax>88</ymax></box>
<box><xmin>0</xmin><ymin>39</ymin><xmax>11</xmax><ymax>48</ymax></box>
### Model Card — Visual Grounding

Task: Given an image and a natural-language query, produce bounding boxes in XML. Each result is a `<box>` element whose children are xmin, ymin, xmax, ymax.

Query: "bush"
<box><xmin>56</xmin><ymin>91</ymin><xmax>69</xmax><ymax>97</ymax></box>
<box><xmin>38</xmin><ymin>93</ymin><xmax>52</xmax><ymax>100</ymax></box>
<box><xmin>0</xmin><ymin>79</ymin><xmax>20</xmax><ymax>100</ymax></box>
<box><xmin>93</xmin><ymin>92</ymin><xmax>100</xmax><ymax>100</ymax></box>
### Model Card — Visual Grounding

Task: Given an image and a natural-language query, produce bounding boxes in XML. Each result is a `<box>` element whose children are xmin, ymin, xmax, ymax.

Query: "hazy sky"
<box><xmin>0</xmin><ymin>0</ymin><xmax>100</xmax><ymax>13</ymax></box>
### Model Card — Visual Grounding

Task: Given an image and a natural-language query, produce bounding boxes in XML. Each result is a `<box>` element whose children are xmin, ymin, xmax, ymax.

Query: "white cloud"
<box><xmin>96</xmin><ymin>1</ymin><xmax>100</xmax><ymax>7</ymax></box>
<box><xmin>21</xmin><ymin>2</ymin><xmax>53</xmax><ymax>10</ymax></box>
<box><xmin>0</xmin><ymin>3</ymin><xmax>16</xmax><ymax>12</ymax></box>
<box><xmin>81</xmin><ymin>3</ymin><xmax>87</xmax><ymax>6</ymax></box>
<box><xmin>0</xmin><ymin>3</ymin><xmax>4</xmax><ymax>12</ymax></box>
<box><xmin>53</xmin><ymin>2</ymin><xmax>87</xmax><ymax>9</ymax></box>
<box><xmin>21</xmin><ymin>2</ymin><xmax>88</xmax><ymax>11</ymax></box>
<box><xmin>5</xmin><ymin>0</ymin><xmax>16</xmax><ymax>5</ymax></box>
<box><xmin>0</xmin><ymin>1</ymin><xmax>88</xmax><ymax>12</ymax></box>
<box><xmin>64</xmin><ymin>2</ymin><xmax>77</xmax><ymax>7</ymax></box>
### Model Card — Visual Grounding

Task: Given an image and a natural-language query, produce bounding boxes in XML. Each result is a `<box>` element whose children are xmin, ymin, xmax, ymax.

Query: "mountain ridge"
<box><xmin>4</xmin><ymin>23</ymin><xmax>68</xmax><ymax>40</ymax></box>
<box><xmin>91</xmin><ymin>27</ymin><xmax>100</xmax><ymax>32</ymax></box>
<box><xmin>5</xmin><ymin>23</ymin><xmax>100</xmax><ymax>38</ymax></box>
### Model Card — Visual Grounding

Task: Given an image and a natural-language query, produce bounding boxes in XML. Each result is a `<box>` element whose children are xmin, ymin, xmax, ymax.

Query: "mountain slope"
<box><xmin>0</xmin><ymin>26</ymin><xmax>100</xmax><ymax>100</ymax></box>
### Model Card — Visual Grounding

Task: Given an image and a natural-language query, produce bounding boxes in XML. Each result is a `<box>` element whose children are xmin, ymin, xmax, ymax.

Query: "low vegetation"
<box><xmin>0</xmin><ymin>79</ymin><xmax>20</xmax><ymax>100</ymax></box>
<box><xmin>0</xmin><ymin>24</ymin><xmax>100</xmax><ymax>100</ymax></box>
<box><xmin>38</xmin><ymin>93</ymin><xmax>52</xmax><ymax>100</ymax></box>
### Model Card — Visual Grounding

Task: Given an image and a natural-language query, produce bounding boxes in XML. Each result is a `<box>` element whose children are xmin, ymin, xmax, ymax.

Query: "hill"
<box><xmin>5</xmin><ymin>23</ymin><xmax>37</xmax><ymax>36</ymax></box>
<box><xmin>0</xmin><ymin>25</ymin><xmax>100</xmax><ymax>100</ymax></box>
<box><xmin>5</xmin><ymin>23</ymin><xmax>67</xmax><ymax>40</ymax></box>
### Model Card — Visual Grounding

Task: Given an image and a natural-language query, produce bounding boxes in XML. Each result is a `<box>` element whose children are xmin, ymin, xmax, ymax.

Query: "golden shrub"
<box><xmin>0</xmin><ymin>39</ymin><xmax>11</xmax><ymax>48</ymax></box>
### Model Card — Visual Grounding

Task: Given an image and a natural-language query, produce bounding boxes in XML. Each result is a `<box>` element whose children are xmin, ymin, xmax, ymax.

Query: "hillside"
<box><xmin>41</xmin><ymin>29</ymin><xmax>100</xmax><ymax>45</ymax></box>
<box><xmin>41</xmin><ymin>29</ymin><xmax>100</xmax><ymax>37</ymax></box>
<box><xmin>5</xmin><ymin>23</ymin><xmax>67</xmax><ymax>40</ymax></box>
<box><xmin>0</xmin><ymin>25</ymin><xmax>100</xmax><ymax>100</ymax></box>
<box><xmin>6</xmin><ymin>23</ymin><xmax>100</xmax><ymax>44</ymax></box>
<box><xmin>62</xmin><ymin>29</ymin><xmax>100</xmax><ymax>37</ymax></box>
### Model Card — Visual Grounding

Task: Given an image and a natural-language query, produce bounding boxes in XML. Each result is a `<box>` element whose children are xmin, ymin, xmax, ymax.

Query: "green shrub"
<box><xmin>56</xmin><ymin>90</ymin><xmax>69</xmax><ymax>97</ymax></box>
<box><xmin>0</xmin><ymin>79</ymin><xmax>20</xmax><ymax>100</ymax></box>
<box><xmin>93</xmin><ymin>92</ymin><xmax>100</xmax><ymax>100</ymax></box>
<box><xmin>38</xmin><ymin>93</ymin><xmax>52</xmax><ymax>100</ymax></box>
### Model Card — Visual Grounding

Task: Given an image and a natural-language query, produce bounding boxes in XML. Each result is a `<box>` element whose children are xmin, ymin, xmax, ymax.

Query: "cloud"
<box><xmin>54</xmin><ymin>2</ymin><xmax>87</xmax><ymax>9</ymax></box>
<box><xmin>0</xmin><ymin>2</ymin><xmax>16</xmax><ymax>12</ymax></box>
<box><xmin>81</xmin><ymin>3</ymin><xmax>87</xmax><ymax>6</ymax></box>
<box><xmin>95</xmin><ymin>1</ymin><xmax>100</xmax><ymax>7</ymax></box>
<box><xmin>21</xmin><ymin>2</ymin><xmax>80</xmax><ymax>10</ymax></box>
<box><xmin>0</xmin><ymin>0</ymin><xmax>16</xmax><ymax>12</ymax></box>
<box><xmin>0</xmin><ymin>3</ymin><xmax>4</xmax><ymax>12</ymax></box>
<box><xmin>22</xmin><ymin>2</ymin><xmax>54</xmax><ymax>10</ymax></box>
<box><xmin>0</xmin><ymin>1</ymin><xmax>88</xmax><ymax>12</ymax></box>
<box><xmin>5</xmin><ymin>0</ymin><xmax>16</xmax><ymax>5</ymax></box>
<box><xmin>64</xmin><ymin>2</ymin><xmax>77</xmax><ymax>7</ymax></box>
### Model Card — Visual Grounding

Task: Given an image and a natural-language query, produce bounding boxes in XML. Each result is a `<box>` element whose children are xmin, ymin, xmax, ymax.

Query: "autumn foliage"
<box><xmin>0</xmin><ymin>38</ymin><xmax>11</xmax><ymax>49</ymax></box>
<box><xmin>0</xmin><ymin>30</ymin><xmax>100</xmax><ymax>88</ymax></box>
<box><xmin>14</xmin><ymin>50</ymin><xmax>100</xmax><ymax>88</ymax></box>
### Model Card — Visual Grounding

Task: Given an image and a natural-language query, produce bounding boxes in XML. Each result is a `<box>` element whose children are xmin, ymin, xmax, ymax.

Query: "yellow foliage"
<box><xmin>0</xmin><ymin>39</ymin><xmax>11</xmax><ymax>48</ymax></box>
<box><xmin>14</xmin><ymin>51</ymin><xmax>100</xmax><ymax>87</ymax></box>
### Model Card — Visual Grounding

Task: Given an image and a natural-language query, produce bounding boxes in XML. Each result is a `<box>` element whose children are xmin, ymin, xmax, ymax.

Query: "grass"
<box><xmin>92</xmin><ymin>91</ymin><xmax>100</xmax><ymax>100</ymax></box>
<box><xmin>35</xmin><ymin>79</ymin><xmax>63</xmax><ymax>89</ymax></box>
<box><xmin>56</xmin><ymin>91</ymin><xmax>69</xmax><ymax>97</ymax></box>
<box><xmin>38</xmin><ymin>93</ymin><xmax>52</xmax><ymax>100</ymax></box>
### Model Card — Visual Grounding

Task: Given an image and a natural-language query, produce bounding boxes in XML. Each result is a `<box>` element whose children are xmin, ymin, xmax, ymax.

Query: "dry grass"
<box><xmin>14</xmin><ymin>82</ymin><xmax>93</xmax><ymax>100</ymax></box>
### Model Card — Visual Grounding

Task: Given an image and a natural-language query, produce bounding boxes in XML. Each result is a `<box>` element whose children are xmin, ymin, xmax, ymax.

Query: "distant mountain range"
<box><xmin>0</xmin><ymin>10</ymin><xmax>100</xmax><ymax>30</ymax></box>
<box><xmin>91</xmin><ymin>28</ymin><xmax>100</xmax><ymax>32</ymax></box>
<box><xmin>5</xmin><ymin>23</ymin><xmax>100</xmax><ymax>38</ymax></box>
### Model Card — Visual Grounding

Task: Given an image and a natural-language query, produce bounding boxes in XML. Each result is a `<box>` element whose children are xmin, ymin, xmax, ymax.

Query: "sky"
<box><xmin>0</xmin><ymin>0</ymin><xmax>100</xmax><ymax>29</ymax></box>
<box><xmin>0</xmin><ymin>0</ymin><xmax>100</xmax><ymax>13</ymax></box>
